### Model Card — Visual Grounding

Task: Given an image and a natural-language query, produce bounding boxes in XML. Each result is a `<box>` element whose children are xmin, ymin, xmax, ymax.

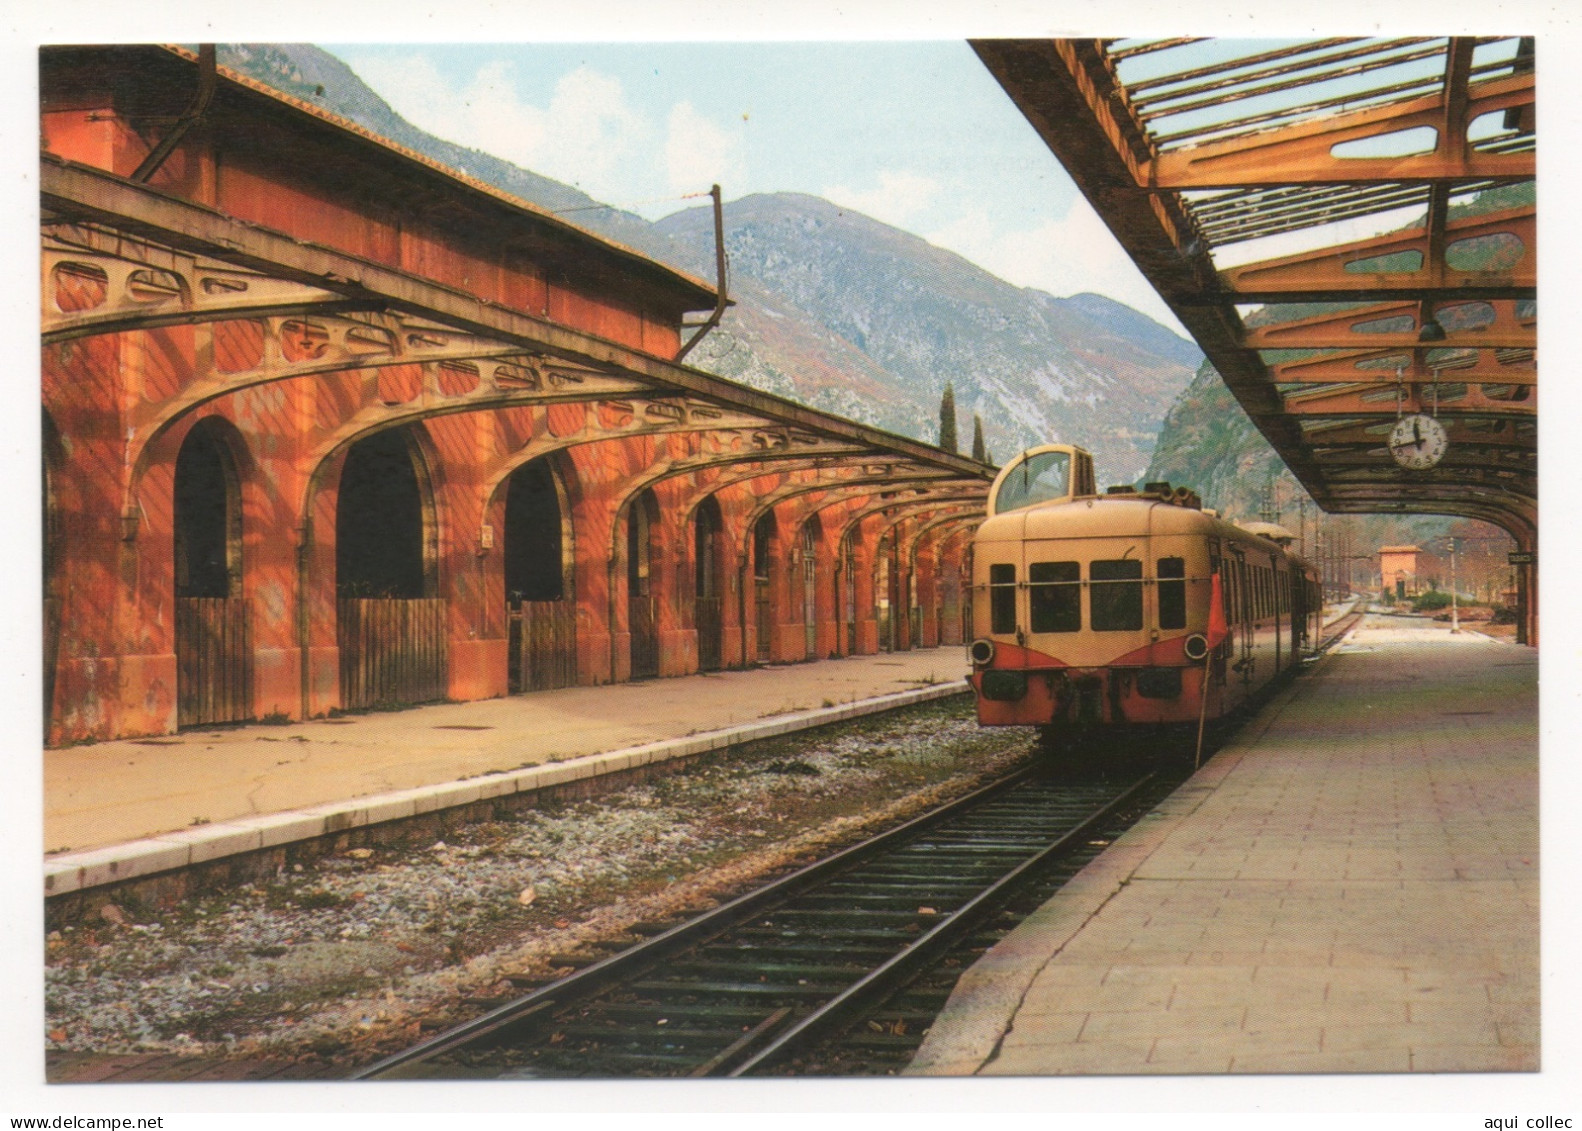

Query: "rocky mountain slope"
<box><xmin>215</xmin><ymin>44</ymin><xmax>1203</xmax><ymax>486</ymax></box>
<box><xmin>654</xmin><ymin>193</ymin><xmax>1202</xmax><ymax>482</ymax></box>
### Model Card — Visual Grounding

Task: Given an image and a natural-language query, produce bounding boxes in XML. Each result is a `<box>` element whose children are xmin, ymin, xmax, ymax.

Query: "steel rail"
<box><xmin>350</xmin><ymin>762</ymin><xmax>1048</xmax><ymax>1079</ymax></box>
<box><xmin>726</xmin><ymin>773</ymin><xmax>1157</xmax><ymax>1076</ymax></box>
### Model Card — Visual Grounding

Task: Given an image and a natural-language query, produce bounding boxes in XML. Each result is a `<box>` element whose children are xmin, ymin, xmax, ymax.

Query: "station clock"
<box><xmin>1387</xmin><ymin>413</ymin><xmax>1448</xmax><ymax>470</ymax></box>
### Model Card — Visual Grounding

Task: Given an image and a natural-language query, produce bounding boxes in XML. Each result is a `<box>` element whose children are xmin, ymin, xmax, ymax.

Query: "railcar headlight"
<box><xmin>968</xmin><ymin>638</ymin><xmax>996</xmax><ymax>667</ymax></box>
<box><xmin>1183</xmin><ymin>633</ymin><xmax>1209</xmax><ymax>661</ymax></box>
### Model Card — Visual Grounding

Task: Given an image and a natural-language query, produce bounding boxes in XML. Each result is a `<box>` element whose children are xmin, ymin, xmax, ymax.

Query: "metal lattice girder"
<box><xmin>973</xmin><ymin>36</ymin><xmax>1535</xmax><ymax>534</ymax></box>
<box><xmin>41</xmin><ymin>155</ymin><xmax>992</xmax><ymax>489</ymax></box>
<box><xmin>43</xmin><ymin>229</ymin><xmax>375</xmax><ymax>342</ymax></box>
<box><xmin>1241</xmin><ymin>297</ymin><xmax>1534</xmax><ymax>350</ymax></box>
<box><xmin>1299</xmin><ymin>413</ymin><xmax>1533</xmax><ymax>444</ymax></box>
<box><xmin>1145</xmin><ymin>71</ymin><xmax>1533</xmax><ymax>188</ymax></box>
<box><xmin>748</xmin><ymin>478</ymin><xmax>980</xmax><ymax>536</ymax></box>
<box><xmin>1218</xmin><ymin>208</ymin><xmax>1533</xmax><ymax>303</ymax></box>
<box><xmin>1283</xmin><ymin>384</ymin><xmax>1534</xmax><ymax>417</ymax></box>
<box><xmin>1270</xmin><ymin>348</ymin><xmax>1535</xmax><ymax>387</ymax></box>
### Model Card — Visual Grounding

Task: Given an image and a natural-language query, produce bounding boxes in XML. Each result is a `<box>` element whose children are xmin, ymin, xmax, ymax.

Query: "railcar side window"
<box><xmin>1157</xmin><ymin>557</ymin><xmax>1187</xmax><ymax>630</ymax></box>
<box><xmin>1029</xmin><ymin>561</ymin><xmax>1081</xmax><ymax>633</ymax></box>
<box><xmin>1091</xmin><ymin>558</ymin><xmax>1143</xmax><ymax>631</ymax></box>
<box><xmin>989</xmin><ymin>563</ymin><xmax>1017</xmax><ymax>634</ymax></box>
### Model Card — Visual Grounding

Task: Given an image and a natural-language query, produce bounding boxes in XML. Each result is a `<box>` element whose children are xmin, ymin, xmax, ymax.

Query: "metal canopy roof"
<box><xmin>973</xmin><ymin>37</ymin><xmax>1535</xmax><ymax>546</ymax></box>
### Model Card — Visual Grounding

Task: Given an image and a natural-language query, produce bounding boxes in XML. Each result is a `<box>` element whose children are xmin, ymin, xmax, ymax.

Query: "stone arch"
<box><xmin>694</xmin><ymin>494</ymin><xmax>727</xmax><ymax>671</ymax></box>
<box><xmin>627</xmin><ymin>487</ymin><xmax>662</xmax><ymax>679</ymax></box>
<box><xmin>503</xmin><ymin>453</ymin><xmax>578</xmax><ymax>692</ymax></box>
<box><xmin>335</xmin><ymin>425</ymin><xmax>440</xmax><ymax>600</ymax></box>
<box><xmin>333</xmin><ymin>424</ymin><xmax>447</xmax><ymax>709</ymax></box>
<box><xmin>799</xmin><ymin>512</ymin><xmax>823</xmax><ymax>659</ymax></box>
<box><xmin>751</xmin><ymin>509</ymin><xmax>779</xmax><ymax>663</ymax></box>
<box><xmin>172</xmin><ymin>416</ymin><xmax>253</xmax><ymax>727</ymax></box>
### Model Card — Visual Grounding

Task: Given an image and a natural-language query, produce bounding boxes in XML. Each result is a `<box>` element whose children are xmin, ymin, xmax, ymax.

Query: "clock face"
<box><xmin>1388</xmin><ymin>413</ymin><xmax>1449</xmax><ymax>470</ymax></box>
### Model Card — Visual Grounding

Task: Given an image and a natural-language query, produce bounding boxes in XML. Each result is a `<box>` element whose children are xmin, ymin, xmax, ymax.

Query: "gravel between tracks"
<box><xmin>44</xmin><ymin>695</ymin><xmax>1032</xmax><ymax>1071</ymax></box>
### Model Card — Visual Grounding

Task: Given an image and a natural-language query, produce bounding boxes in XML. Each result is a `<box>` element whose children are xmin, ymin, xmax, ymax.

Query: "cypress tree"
<box><xmin>971</xmin><ymin>414</ymin><xmax>987</xmax><ymax>463</ymax></box>
<box><xmin>938</xmin><ymin>382</ymin><xmax>959</xmax><ymax>453</ymax></box>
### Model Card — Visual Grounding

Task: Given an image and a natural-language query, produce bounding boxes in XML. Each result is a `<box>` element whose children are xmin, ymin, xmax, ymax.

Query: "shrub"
<box><xmin>1411</xmin><ymin>590</ymin><xmax>1454</xmax><ymax>612</ymax></box>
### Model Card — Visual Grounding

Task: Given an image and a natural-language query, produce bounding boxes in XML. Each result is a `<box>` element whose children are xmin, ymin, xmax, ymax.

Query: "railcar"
<box><xmin>967</xmin><ymin>444</ymin><xmax>1321</xmax><ymax>748</ymax></box>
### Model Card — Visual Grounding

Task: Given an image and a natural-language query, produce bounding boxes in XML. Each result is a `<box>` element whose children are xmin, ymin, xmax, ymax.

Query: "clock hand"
<box><xmin>1413</xmin><ymin>418</ymin><xmax>1422</xmax><ymax>446</ymax></box>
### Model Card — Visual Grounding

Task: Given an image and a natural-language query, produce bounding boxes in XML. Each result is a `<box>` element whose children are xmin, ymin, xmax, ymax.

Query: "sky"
<box><xmin>324</xmin><ymin>41</ymin><xmax>1190</xmax><ymax>332</ymax></box>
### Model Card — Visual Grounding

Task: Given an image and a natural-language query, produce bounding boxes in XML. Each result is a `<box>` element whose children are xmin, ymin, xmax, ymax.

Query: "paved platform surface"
<box><xmin>909</xmin><ymin>615</ymin><xmax>1538</xmax><ymax>1076</ymax></box>
<box><xmin>46</xmin><ymin>648</ymin><xmax>966</xmax><ymax>857</ymax></box>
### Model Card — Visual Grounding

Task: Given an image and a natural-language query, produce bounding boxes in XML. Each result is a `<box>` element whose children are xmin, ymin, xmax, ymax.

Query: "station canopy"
<box><xmin>974</xmin><ymin>37</ymin><xmax>1535</xmax><ymax>545</ymax></box>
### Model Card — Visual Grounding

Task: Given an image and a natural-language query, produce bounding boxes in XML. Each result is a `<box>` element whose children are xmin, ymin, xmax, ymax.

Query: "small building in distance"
<box><xmin>1378</xmin><ymin>545</ymin><xmax>1422</xmax><ymax>601</ymax></box>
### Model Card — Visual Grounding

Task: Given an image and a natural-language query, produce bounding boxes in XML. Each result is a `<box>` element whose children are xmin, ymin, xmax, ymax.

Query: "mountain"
<box><xmin>654</xmin><ymin>193</ymin><xmax>1199</xmax><ymax>483</ymax></box>
<box><xmin>215</xmin><ymin>44</ymin><xmax>1204</xmax><ymax>485</ymax></box>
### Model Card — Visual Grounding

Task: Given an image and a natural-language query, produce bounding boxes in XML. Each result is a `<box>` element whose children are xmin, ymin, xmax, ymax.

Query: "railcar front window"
<box><xmin>989</xmin><ymin>563</ymin><xmax>1017</xmax><ymax>634</ymax></box>
<box><xmin>1158</xmin><ymin>557</ymin><xmax>1186</xmax><ymax>629</ymax></box>
<box><xmin>994</xmin><ymin>450</ymin><xmax>1072</xmax><ymax>514</ymax></box>
<box><xmin>1091</xmin><ymin>558</ymin><xmax>1143</xmax><ymax>631</ymax></box>
<box><xmin>1029</xmin><ymin>561</ymin><xmax>1080</xmax><ymax>633</ymax></box>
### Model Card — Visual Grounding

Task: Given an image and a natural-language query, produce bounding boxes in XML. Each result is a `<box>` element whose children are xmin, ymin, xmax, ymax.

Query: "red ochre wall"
<box><xmin>40</xmin><ymin>64</ymin><xmax>974</xmax><ymax>745</ymax></box>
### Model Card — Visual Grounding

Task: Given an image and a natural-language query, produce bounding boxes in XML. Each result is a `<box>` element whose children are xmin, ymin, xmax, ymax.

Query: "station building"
<box><xmin>40</xmin><ymin>45</ymin><xmax>988</xmax><ymax>746</ymax></box>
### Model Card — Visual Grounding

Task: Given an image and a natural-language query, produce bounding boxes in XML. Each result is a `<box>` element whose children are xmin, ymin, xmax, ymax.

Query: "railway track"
<box><xmin>353</xmin><ymin>764</ymin><xmax>1165</xmax><ymax>1080</ymax></box>
<box><xmin>1317</xmin><ymin>607</ymin><xmax>1367</xmax><ymax>652</ymax></box>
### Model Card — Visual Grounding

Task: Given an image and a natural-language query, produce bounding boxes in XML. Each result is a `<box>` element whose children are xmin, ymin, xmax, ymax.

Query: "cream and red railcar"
<box><xmin>967</xmin><ymin>445</ymin><xmax>1321</xmax><ymax>743</ymax></box>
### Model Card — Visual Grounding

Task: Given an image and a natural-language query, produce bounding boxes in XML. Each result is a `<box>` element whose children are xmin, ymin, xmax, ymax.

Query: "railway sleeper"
<box><xmin>582</xmin><ymin>1003</ymin><xmax>770</xmax><ymax>1024</ymax></box>
<box><xmin>790</xmin><ymin>889</ymin><xmax>984</xmax><ymax>908</ymax></box>
<box><xmin>664</xmin><ymin>960</ymin><xmax>877</xmax><ymax>981</ymax></box>
<box><xmin>716</xmin><ymin>941</ymin><xmax>901</xmax><ymax>961</ymax></box>
<box><xmin>758</xmin><ymin>907</ymin><xmax>949</xmax><ymax>923</ymax></box>
<box><xmin>630</xmin><ymin>978</ymin><xmax>845</xmax><ymax>996</ymax></box>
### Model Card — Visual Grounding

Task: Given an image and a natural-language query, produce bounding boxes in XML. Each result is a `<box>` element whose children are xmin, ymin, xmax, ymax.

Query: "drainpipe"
<box><xmin>674</xmin><ymin>184</ymin><xmax>728</xmax><ymax>363</ymax></box>
<box><xmin>132</xmin><ymin>44</ymin><xmax>217</xmax><ymax>184</ymax></box>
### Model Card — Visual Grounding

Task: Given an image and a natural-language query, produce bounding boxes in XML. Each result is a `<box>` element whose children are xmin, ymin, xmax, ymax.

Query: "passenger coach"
<box><xmin>967</xmin><ymin>445</ymin><xmax>1321</xmax><ymax>748</ymax></box>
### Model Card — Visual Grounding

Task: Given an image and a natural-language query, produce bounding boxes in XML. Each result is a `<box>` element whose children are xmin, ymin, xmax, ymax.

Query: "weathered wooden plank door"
<box><xmin>696</xmin><ymin>596</ymin><xmax>723</xmax><ymax>671</ymax></box>
<box><xmin>176</xmin><ymin>597</ymin><xmax>252</xmax><ymax>727</ymax></box>
<box><xmin>510</xmin><ymin>600</ymin><xmax>578</xmax><ymax>692</ymax></box>
<box><xmin>338</xmin><ymin>597</ymin><xmax>448</xmax><ymax>710</ymax></box>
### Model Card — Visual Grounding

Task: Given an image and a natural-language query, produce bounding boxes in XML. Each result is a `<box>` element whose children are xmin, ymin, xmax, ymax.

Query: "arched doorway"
<box><xmin>842</xmin><ymin>532</ymin><xmax>857</xmax><ymax>654</ymax></box>
<box><xmin>694</xmin><ymin>496</ymin><xmax>726</xmax><ymax>671</ymax></box>
<box><xmin>504</xmin><ymin>457</ymin><xmax>576</xmax><ymax>692</ymax></box>
<box><xmin>905</xmin><ymin>561</ymin><xmax>919</xmax><ymax>652</ymax></box>
<box><xmin>335</xmin><ymin>427</ymin><xmax>446</xmax><ymax>709</ymax></box>
<box><xmin>753</xmin><ymin>511</ymin><xmax>778</xmax><ymax>662</ymax></box>
<box><xmin>800</xmin><ymin>515</ymin><xmax>821</xmax><ymax>659</ymax></box>
<box><xmin>173</xmin><ymin>419</ymin><xmax>252</xmax><ymax>726</ymax></box>
<box><xmin>627</xmin><ymin>489</ymin><xmax>660</xmax><ymax>679</ymax></box>
<box><xmin>875</xmin><ymin>532</ymin><xmax>894</xmax><ymax>652</ymax></box>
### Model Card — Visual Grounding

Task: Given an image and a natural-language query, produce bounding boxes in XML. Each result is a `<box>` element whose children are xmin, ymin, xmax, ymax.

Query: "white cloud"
<box><xmin>664</xmin><ymin>102</ymin><xmax>746</xmax><ymax>196</ymax></box>
<box><xmin>925</xmin><ymin>203</ymin><xmax>1186</xmax><ymax>333</ymax></box>
<box><xmin>536</xmin><ymin>67</ymin><xmax>650</xmax><ymax>191</ymax></box>
<box><xmin>822</xmin><ymin>170</ymin><xmax>943</xmax><ymax>230</ymax></box>
<box><xmin>347</xmin><ymin>54</ymin><xmax>544</xmax><ymax>168</ymax></box>
<box><xmin>339</xmin><ymin>54</ymin><xmax>652</xmax><ymax>201</ymax></box>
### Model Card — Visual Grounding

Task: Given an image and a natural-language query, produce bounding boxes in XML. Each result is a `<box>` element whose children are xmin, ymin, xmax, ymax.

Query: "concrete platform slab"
<box><xmin>45</xmin><ymin>648</ymin><xmax>969</xmax><ymax>901</ymax></box>
<box><xmin>907</xmin><ymin>615</ymin><xmax>1538</xmax><ymax>1077</ymax></box>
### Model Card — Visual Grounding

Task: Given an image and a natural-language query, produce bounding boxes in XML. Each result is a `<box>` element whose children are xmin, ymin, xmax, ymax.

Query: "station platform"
<box><xmin>45</xmin><ymin>648</ymin><xmax>966</xmax><ymax>895</ymax></box>
<box><xmin>908</xmin><ymin>615</ymin><xmax>1539</xmax><ymax>1076</ymax></box>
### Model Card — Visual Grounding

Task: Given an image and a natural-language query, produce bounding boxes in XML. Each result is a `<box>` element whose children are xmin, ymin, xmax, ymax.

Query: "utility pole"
<box><xmin>1449</xmin><ymin>538</ymin><xmax>1460</xmax><ymax>633</ymax></box>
